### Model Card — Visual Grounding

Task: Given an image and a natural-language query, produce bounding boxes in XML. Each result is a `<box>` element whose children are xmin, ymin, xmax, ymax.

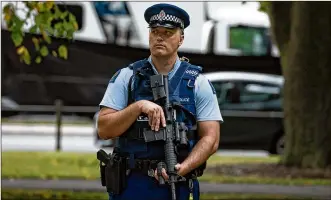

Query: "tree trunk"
<box><xmin>268</xmin><ymin>2</ymin><xmax>331</xmax><ymax>168</ymax></box>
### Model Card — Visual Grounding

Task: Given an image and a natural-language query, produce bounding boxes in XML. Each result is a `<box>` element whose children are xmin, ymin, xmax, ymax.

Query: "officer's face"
<box><xmin>149</xmin><ymin>27</ymin><xmax>184</xmax><ymax>57</ymax></box>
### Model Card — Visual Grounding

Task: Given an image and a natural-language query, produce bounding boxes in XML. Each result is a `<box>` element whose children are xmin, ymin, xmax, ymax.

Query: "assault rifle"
<box><xmin>140</xmin><ymin>74</ymin><xmax>189</xmax><ymax>200</ymax></box>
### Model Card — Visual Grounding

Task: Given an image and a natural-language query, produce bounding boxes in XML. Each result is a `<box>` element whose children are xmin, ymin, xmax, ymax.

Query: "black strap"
<box><xmin>130</xmin><ymin>159</ymin><xmax>160</xmax><ymax>171</ymax></box>
<box><xmin>124</xmin><ymin>128</ymin><xmax>197</xmax><ymax>141</ymax></box>
<box><xmin>127</xmin><ymin>75</ymin><xmax>134</xmax><ymax>106</ymax></box>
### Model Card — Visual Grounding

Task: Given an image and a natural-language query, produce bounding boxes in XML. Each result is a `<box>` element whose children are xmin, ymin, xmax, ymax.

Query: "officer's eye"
<box><xmin>151</xmin><ymin>30</ymin><xmax>158</xmax><ymax>35</ymax></box>
<box><xmin>166</xmin><ymin>31</ymin><xmax>173</xmax><ymax>36</ymax></box>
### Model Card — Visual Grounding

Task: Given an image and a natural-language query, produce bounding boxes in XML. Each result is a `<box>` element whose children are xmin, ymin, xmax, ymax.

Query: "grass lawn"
<box><xmin>207</xmin><ymin>154</ymin><xmax>280</xmax><ymax>165</ymax></box>
<box><xmin>1</xmin><ymin>189</ymin><xmax>315</xmax><ymax>200</ymax></box>
<box><xmin>2</xmin><ymin>151</ymin><xmax>330</xmax><ymax>186</ymax></box>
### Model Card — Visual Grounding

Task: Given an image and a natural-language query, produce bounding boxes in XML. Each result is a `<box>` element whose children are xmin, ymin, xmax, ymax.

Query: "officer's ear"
<box><xmin>179</xmin><ymin>29</ymin><xmax>184</xmax><ymax>47</ymax></box>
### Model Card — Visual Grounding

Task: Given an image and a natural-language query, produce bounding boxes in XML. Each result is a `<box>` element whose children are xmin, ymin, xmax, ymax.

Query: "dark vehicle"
<box><xmin>94</xmin><ymin>71</ymin><xmax>285</xmax><ymax>155</ymax></box>
<box><xmin>207</xmin><ymin>71</ymin><xmax>284</xmax><ymax>155</ymax></box>
<box><xmin>1</xmin><ymin>96</ymin><xmax>20</xmax><ymax>117</ymax></box>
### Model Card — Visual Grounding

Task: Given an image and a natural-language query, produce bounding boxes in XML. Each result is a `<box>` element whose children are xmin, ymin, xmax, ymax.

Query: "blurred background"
<box><xmin>1</xmin><ymin>1</ymin><xmax>330</xmax><ymax>200</ymax></box>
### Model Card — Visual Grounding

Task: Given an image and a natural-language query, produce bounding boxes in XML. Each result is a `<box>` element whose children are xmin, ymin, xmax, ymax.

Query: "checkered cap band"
<box><xmin>150</xmin><ymin>13</ymin><xmax>184</xmax><ymax>29</ymax></box>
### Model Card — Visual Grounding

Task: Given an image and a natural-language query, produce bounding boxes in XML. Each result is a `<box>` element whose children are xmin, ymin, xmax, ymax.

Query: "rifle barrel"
<box><xmin>171</xmin><ymin>181</ymin><xmax>177</xmax><ymax>200</ymax></box>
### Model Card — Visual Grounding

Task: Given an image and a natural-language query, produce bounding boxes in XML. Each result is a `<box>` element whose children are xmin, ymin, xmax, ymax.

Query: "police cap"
<box><xmin>144</xmin><ymin>3</ymin><xmax>190</xmax><ymax>29</ymax></box>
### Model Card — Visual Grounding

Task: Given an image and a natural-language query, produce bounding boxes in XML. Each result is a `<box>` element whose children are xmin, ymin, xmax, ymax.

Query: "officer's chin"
<box><xmin>151</xmin><ymin>49</ymin><xmax>168</xmax><ymax>57</ymax></box>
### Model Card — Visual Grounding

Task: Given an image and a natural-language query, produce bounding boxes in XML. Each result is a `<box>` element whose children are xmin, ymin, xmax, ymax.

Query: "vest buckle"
<box><xmin>187</xmin><ymin>79</ymin><xmax>195</xmax><ymax>88</ymax></box>
<box><xmin>147</xmin><ymin>169</ymin><xmax>155</xmax><ymax>177</ymax></box>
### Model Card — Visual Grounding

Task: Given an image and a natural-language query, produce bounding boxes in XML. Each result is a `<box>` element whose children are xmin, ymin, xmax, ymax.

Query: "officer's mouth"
<box><xmin>155</xmin><ymin>44</ymin><xmax>166</xmax><ymax>48</ymax></box>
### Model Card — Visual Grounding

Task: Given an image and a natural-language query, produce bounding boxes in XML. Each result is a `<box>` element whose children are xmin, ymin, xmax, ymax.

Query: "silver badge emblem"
<box><xmin>159</xmin><ymin>10</ymin><xmax>166</xmax><ymax>21</ymax></box>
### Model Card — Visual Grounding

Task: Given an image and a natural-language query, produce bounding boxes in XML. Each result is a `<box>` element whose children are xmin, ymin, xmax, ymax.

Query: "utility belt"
<box><xmin>124</xmin><ymin>128</ymin><xmax>197</xmax><ymax>141</ymax></box>
<box><xmin>97</xmin><ymin>150</ymin><xmax>205</xmax><ymax>195</ymax></box>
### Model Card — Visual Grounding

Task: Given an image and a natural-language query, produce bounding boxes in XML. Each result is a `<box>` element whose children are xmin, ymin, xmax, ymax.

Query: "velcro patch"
<box><xmin>110</xmin><ymin>69</ymin><xmax>121</xmax><ymax>83</ymax></box>
<box><xmin>185</xmin><ymin>69</ymin><xmax>199</xmax><ymax>77</ymax></box>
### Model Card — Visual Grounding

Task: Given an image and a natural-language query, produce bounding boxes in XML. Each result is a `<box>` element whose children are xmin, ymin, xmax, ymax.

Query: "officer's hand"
<box><xmin>153</xmin><ymin>164</ymin><xmax>184</xmax><ymax>182</ymax></box>
<box><xmin>154</xmin><ymin>167</ymin><xmax>169</xmax><ymax>182</ymax></box>
<box><xmin>139</xmin><ymin>100</ymin><xmax>166</xmax><ymax>131</ymax></box>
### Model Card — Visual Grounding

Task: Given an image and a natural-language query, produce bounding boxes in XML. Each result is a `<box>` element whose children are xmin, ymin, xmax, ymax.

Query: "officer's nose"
<box><xmin>156</xmin><ymin>35</ymin><xmax>164</xmax><ymax>42</ymax></box>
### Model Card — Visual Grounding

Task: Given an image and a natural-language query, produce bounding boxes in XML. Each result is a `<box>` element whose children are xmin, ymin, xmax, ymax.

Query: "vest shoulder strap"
<box><xmin>127</xmin><ymin>59</ymin><xmax>147</xmax><ymax>105</ymax></box>
<box><xmin>170</xmin><ymin>61</ymin><xmax>203</xmax><ymax>92</ymax></box>
<box><xmin>182</xmin><ymin>62</ymin><xmax>203</xmax><ymax>80</ymax></box>
<box><xmin>127</xmin><ymin>75</ymin><xmax>134</xmax><ymax>105</ymax></box>
<box><xmin>129</xmin><ymin>59</ymin><xmax>148</xmax><ymax>72</ymax></box>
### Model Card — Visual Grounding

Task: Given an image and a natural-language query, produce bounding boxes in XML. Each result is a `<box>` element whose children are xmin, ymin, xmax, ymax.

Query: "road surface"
<box><xmin>2</xmin><ymin>123</ymin><xmax>269</xmax><ymax>156</ymax></box>
<box><xmin>2</xmin><ymin>179</ymin><xmax>330</xmax><ymax>199</ymax></box>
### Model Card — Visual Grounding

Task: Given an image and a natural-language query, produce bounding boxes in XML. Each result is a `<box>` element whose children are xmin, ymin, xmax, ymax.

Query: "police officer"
<box><xmin>98</xmin><ymin>3</ymin><xmax>223</xmax><ymax>200</ymax></box>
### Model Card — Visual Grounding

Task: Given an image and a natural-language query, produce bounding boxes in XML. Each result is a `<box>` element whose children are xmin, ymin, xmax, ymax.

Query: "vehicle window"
<box><xmin>94</xmin><ymin>2</ymin><xmax>130</xmax><ymax>16</ymax></box>
<box><xmin>211</xmin><ymin>81</ymin><xmax>242</xmax><ymax>105</ymax></box>
<box><xmin>211</xmin><ymin>81</ymin><xmax>232</xmax><ymax>104</ymax></box>
<box><xmin>211</xmin><ymin>80</ymin><xmax>282</xmax><ymax>111</ymax></box>
<box><xmin>241</xmin><ymin>83</ymin><xmax>280</xmax><ymax>103</ymax></box>
<box><xmin>228</xmin><ymin>25</ymin><xmax>271</xmax><ymax>56</ymax></box>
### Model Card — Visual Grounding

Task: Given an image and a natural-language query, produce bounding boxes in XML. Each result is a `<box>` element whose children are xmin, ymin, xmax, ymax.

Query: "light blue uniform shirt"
<box><xmin>100</xmin><ymin>56</ymin><xmax>223</xmax><ymax>122</ymax></box>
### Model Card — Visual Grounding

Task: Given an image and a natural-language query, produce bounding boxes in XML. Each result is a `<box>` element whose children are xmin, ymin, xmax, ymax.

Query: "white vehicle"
<box><xmin>1</xmin><ymin>1</ymin><xmax>279</xmax><ymax>57</ymax></box>
<box><xmin>202</xmin><ymin>2</ymin><xmax>279</xmax><ymax>56</ymax></box>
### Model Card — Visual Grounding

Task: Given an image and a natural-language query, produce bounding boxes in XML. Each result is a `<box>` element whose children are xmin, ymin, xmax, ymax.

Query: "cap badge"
<box><xmin>159</xmin><ymin>10</ymin><xmax>166</xmax><ymax>21</ymax></box>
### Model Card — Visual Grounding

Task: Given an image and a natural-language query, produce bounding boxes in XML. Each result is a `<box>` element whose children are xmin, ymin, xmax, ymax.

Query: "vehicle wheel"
<box><xmin>269</xmin><ymin>134</ymin><xmax>285</xmax><ymax>155</ymax></box>
<box><xmin>275</xmin><ymin>134</ymin><xmax>285</xmax><ymax>155</ymax></box>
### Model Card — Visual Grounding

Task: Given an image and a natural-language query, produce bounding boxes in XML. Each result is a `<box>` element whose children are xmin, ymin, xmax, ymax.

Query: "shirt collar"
<box><xmin>147</xmin><ymin>56</ymin><xmax>181</xmax><ymax>80</ymax></box>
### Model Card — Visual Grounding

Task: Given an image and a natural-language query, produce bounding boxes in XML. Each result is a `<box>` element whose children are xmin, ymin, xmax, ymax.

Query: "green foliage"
<box><xmin>259</xmin><ymin>2</ymin><xmax>271</xmax><ymax>13</ymax></box>
<box><xmin>35</xmin><ymin>56</ymin><xmax>42</xmax><ymax>64</ymax></box>
<box><xmin>58</xmin><ymin>44</ymin><xmax>68</xmax><ymax>59</ymax></box>
<box><xmin>40</xmin><ymin>45</ymin><xmax>49</xmax><ymax>57</ymax></box>
<box><xmin>2</xmin><ymin>1</ymin><xmax>78</xmax><ymax>65</ymax></box>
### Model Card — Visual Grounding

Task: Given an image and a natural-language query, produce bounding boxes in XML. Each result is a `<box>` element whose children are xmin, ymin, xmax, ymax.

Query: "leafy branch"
<box><xmin>3</xmin><ymin>1</ymin><xmax>78</xmax><ymax>65</ymax></box>
<box><xmin>258</xmin><ymin>2</ymin><xmax>271</xmax><ymax>13</ymax></box>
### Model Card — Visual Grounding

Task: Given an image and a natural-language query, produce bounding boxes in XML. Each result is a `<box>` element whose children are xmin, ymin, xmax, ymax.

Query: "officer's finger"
<box><xmin>148</xmin><ymin>110</ymin><xmax>154</xmax><ymax>128</ymax></box>
<box><xmin>162</xmin><ymin>168</ymin><xmax>169</xmax><ymax>181</ymax></box>
<box><xmin>151</xmin><ymin>108</ymin><xmax>157</xmax><ymax>130</ymax></box>
<box><xmin>160</xmin><ymin>108</ymin><xmax>166</xmax><ymax>127</ymax></box>
<box><xmin>153</xmin><ymin>108</ymin><xmax>161</xmax><ymax>131</ymax></box>
<box><xmin>154</xmin><ymin>168</ymin><xmax>159</xmax><ymax>181</ymax></box>
<box><xmin>151</xmin><ymin>109</ymin><xmax>158</xmax><ymax>130</ymax></box>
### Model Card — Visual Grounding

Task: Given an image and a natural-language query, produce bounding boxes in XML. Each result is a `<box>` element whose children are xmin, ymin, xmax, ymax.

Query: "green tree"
<box><xmin>2</xmin><ymin>1</ymin><xmax>78</xmax><ymax>65</ymax></box>
<box><xmin>261</xmin><ymin>2</ymin><xmax>331</xmax><ymax>168</ymax></box>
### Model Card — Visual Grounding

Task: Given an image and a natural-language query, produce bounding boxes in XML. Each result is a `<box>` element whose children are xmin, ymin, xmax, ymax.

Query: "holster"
<box><xmin>99</xmin><ymin>153</ymin><xmax>128</xmax><ymax>195</ymax></box>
